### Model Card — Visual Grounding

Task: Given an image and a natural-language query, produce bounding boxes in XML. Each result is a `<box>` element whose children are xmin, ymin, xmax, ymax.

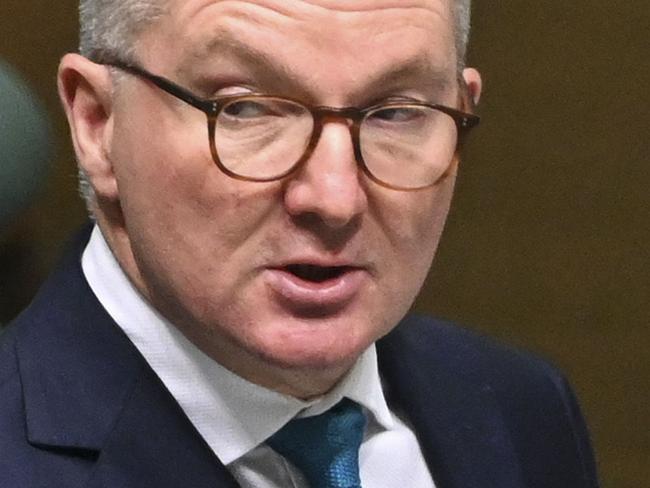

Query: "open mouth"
<box><xmin>266</xmin><ymin>263</ymin><xmax>366</xmax><ymax>313</ymax></box>
<box><xmin>284</xmin><ymin>264</ymin><xmax>352</xmax><ymax>283</ymax></box>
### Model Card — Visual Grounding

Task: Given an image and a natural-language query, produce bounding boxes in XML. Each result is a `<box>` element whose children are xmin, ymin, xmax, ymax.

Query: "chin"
<box><xmin>244</xmin><ymin>315</ymin><xmax>374</xmax><ymax>371</ymax></box>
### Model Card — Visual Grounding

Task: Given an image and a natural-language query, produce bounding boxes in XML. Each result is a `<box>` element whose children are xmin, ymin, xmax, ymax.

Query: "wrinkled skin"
<box><xmin>58</xmin><ymin>0</ymin><xmax>481</xmax><ymax>398</ymax></box>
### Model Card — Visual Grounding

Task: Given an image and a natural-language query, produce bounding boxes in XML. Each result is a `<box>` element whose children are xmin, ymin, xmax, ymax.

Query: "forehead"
<box><xmin>140</xmin><ymin>0</ymin><xmax>457</xmax><ymax>94</ymax></box>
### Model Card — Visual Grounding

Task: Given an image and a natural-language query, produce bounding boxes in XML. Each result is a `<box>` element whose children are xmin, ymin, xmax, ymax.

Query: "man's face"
<box><xmin>99</xmin><ymin>0</ymin><xmax>473</xmax><ymax>393</ymax></box>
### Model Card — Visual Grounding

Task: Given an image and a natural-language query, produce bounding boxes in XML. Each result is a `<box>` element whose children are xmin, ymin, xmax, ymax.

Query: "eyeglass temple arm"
<box><xmin>103</xmin><ymin>61</ymin><xmax>218</xmax><ymax>115</ymax></box>
<box><xmin>100</xmin><ymin>59</ymin><xmax>479</xmax><ymax>134</ymax></box>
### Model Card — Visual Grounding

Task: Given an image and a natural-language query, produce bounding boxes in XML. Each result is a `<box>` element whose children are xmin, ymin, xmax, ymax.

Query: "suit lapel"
<box><xmin>16</xmin><ymin>227</ymin><xmax>239</xmax><ymax>488</ymax></box>
<box><xmin>377</xmin><ymin>316</ymin><xmax>526</xmax><ymax>488</ymax></box>
<box><xmin>83</xmin><ymin>359</ymin><xmax>239</xmax><ymax>488</ymax></box>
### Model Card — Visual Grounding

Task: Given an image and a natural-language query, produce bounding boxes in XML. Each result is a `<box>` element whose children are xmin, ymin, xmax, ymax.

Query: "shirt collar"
<box><xmin>81</xmin><ymin>225</ymin><xmax>393</xmax><ymax>465</ymax></box>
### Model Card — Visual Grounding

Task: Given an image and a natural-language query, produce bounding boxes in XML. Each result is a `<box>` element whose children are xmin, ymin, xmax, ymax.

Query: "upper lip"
<box><xmin>269</xmin><ymin>256</ymin><xmax>365</xmax><ymax>270</ymax></box>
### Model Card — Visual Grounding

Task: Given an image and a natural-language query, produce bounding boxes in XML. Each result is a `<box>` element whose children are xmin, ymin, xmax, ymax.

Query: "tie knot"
<box><xmin>268</xmin><ymin>398</ymin><xmax>366</xmax><ymax>488</ymax></box>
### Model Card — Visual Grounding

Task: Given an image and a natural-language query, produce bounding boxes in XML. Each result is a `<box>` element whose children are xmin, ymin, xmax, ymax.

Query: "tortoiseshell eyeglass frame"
<box><xmin>100</xmin><ymin>59</ymin><xmax>480</xmax><ymax>191</ymax></box>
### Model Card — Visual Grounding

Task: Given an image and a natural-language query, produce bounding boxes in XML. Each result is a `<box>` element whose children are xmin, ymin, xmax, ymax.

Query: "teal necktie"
<box><xmin>267</xmin><ymin>398</ymin><xmax>367</xmax><ymax>488</ymax></box>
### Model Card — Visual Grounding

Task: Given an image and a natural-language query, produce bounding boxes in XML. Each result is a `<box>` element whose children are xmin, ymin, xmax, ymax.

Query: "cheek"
<box><xmin>377</xmin><ymin>176</ymin><xmax>456</xmax><ymax>294</ymax></box>
<box><xmin>112</xmin><ymin>104</ymin><xmax>267</xmax><ymax>244</ymax></box>
<box><xmin>122</xmin><ymin>186</ymin><xmax>280</xmax><ymax>343</ymax></box>
<box><xmin>383</xmin><ymin>176</ymin><xmax>455</xmax><ymax>252</ymax></box>
<box><xmin>110</xmin><ymin>109</ymin><xmax>287</xmax><ymax>307</ymax></box>
<box><xmin>124</xmin><ymin>173</ymin><xmax>281</xmax><ymax>284</ymax></box>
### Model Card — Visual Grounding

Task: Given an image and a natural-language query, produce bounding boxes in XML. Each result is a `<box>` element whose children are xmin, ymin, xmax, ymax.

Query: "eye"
<box><xmin>222</xmin><ymin>100</ymin><xmax>271</xmax><ymax>119</ymax></box>
<box><xmin>368</xmin><ymin>106</ymin><xmax>423</xmax><ymax>123</ymax></box>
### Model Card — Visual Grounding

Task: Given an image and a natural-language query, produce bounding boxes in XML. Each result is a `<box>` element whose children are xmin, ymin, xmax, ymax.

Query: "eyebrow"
<box><xmin>183</xmin><ymin>33</ymin><xmax>456</xmax><ymax>102</ymax></box>
<box><xmin>367</xmin><ymin>59</ymin><xmax>456</xmax><ymax>98</ymax></box>
<box><xmin>183</xmin><ymin>34</ymin><xmax>298</xmax><ymax>85</ymax></box>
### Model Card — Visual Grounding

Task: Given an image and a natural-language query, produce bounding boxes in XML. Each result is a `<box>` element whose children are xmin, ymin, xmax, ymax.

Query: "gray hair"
<box><xmin>454</xmin><ymin>0</ymin><xmax>472</xmax><ymax>69</ymax></box>
<box><xmin>79</xmin><ymin>0</ymin><xmax>167</xmax><ymax>60</ymax></box>
<box><xmin>76</xmin><ymin>0</ymin><xmax>472</xmax><ymax>210</ymax></box>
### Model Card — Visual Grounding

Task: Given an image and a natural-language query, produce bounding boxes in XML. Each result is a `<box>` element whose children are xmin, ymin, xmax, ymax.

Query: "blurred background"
<box><xmin>0</xmin><ymin>1</ymin><xmax>647</xmax><ymax>486</ymax></box>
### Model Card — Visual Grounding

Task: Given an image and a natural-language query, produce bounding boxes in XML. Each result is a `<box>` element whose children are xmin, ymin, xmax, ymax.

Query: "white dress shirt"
<box><xmin>81</xmin><ymin>226</ymin><xmax>436</xmax><ymax>487</ymax></box>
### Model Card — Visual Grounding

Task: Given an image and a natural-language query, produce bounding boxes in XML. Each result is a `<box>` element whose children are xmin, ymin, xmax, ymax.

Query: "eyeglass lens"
<box><xmin>213</xmin><ymin>97</ymin><xmax>458</xmax><ymax>189</ymax></box>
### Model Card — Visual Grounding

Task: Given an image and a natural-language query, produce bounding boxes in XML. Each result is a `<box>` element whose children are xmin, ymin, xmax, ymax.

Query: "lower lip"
<box><xmin>264</xmin><ymin>268</ymin><xmax>366</xmax><ymax>315</ymax></box>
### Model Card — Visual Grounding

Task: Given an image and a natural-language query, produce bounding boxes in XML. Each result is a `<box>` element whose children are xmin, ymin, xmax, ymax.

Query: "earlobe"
<box><xmin>57</xmin><ymin>53</ymin><xmax>118</xmax><ymax>201</ymax></box>
<box><xmin>462</xmin><ymin>67</ymin><xmax>483</xmax><ymax>107</ymax></box>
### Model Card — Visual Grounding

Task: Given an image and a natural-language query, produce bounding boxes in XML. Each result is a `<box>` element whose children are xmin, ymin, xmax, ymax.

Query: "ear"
<box><xmin>462</xmin><ymin>67</ymin><xmax>483</xmax><ymax>107</ymax></box>
<box><xmin>57</xmin><ymin>53</ymin><xmax>118</xmax><ymax>201</ymax></box>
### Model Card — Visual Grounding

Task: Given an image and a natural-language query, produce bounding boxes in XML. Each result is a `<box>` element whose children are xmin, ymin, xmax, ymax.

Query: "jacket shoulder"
<box><xmin>383</xmin><ymin>314</ymin><xmax>562</xmax><ymax>383</ymax></box>
<box><xmin>378</xmin><ymin>315</ymin><xmax>599</xmax><ymax>487</ymax></box>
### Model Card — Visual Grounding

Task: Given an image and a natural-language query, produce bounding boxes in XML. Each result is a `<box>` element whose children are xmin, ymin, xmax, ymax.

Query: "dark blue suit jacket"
<box><xmin>0</xmin><ymin>229</ymin><xmax>599</xmax><ymax>487</ymax></box>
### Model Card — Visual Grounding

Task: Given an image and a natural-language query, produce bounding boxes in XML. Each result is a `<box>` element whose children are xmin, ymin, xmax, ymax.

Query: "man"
<box><xmin>0</xmin><ymin>0</ymin><xmax>599</xmax><ymax>487</ymax></box>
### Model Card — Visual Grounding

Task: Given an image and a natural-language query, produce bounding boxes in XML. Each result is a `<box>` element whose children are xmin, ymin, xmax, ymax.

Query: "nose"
<box><xmin>284</xmin><ymin>120</ymin><xmax>368</xmax><ymax>229</ymax></box>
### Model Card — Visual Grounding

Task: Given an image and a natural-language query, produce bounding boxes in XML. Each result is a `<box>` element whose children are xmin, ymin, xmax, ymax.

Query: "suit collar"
<box><xmin>377</xmin><ymin>316</ymin><xmax>526</xmax><ymax>488</ymax></box>
<box><xmin>15</xmin><ymin>225</ymin><xmax>239</xmax><ymax>487</ymax></box>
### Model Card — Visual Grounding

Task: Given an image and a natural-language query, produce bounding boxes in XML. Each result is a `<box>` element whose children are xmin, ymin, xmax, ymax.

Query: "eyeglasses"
<box><xmin>102</xmin><ymin>59</ymin><xmax>479</xmax><ymax>191</ymax></box>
